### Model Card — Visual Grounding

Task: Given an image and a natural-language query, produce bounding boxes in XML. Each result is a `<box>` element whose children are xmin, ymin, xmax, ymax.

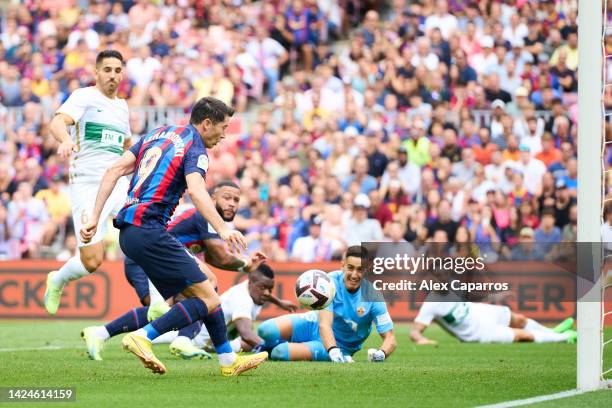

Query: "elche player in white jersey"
<box><xmin>410</xmin><ymin>291</ymin><xmax>576</xmax><ymax>345</ymax></box>
<box><xmin>410</xmin><ymin>229</ymin><xmax>576</xmax><ymax>345</ymax></box>
<box><xmin>44</xmin><ymin>50</ymin><xmax>131</xmax><ymax>315</ymax></box>
<box><xmin>152</xmin><ymin>263</ymin><xmax>298</xmax><ymax>356</ymax></box>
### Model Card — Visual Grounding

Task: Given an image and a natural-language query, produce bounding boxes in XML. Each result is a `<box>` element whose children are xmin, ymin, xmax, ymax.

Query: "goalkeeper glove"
<box><xmin>367</xmin><ymin>348</ymin><xmax>386</xmax><ymax>362</ymax></box>
<box><xmin>328</xmin><ymin>347</ymin><xmax>346</xmax><ymax>363</ymax></box>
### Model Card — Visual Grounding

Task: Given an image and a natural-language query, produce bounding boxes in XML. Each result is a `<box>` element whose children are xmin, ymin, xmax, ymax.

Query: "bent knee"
<box><xmin>81</xmin><ymin>256</ymin><xmax>102</xmax><ymax>273</ymax></box>
<box><xmin>203</xmin><ymin>293</ymin><xmax>221</xmax><ymax>311</ymax></box>
<box><xmin>258</xmin><ymin>319</ymin><xmax>281</xmax><ymax>343</ymax></box>
<box><xmin>270</xmin><ymin>343</ymin><xmax>290</xmax><ymax>361</ymax></box>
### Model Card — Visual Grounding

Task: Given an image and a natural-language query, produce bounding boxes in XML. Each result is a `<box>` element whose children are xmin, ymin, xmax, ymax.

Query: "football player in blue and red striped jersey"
<box><xmin>80</xmin><ymin>97</ymin><xmax>268</xmax><ymax>376</ymax></box>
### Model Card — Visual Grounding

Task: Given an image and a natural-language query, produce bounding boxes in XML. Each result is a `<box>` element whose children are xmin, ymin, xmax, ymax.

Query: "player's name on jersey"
<box><xmin>148</xmin><ymin>129</ymin><xmax>186</xmax><ymax>156</ymax></box>
<box><xmin>372</xmin><ymin>279</ymin><xmax>509</xmax><ymax>292</ymax></box>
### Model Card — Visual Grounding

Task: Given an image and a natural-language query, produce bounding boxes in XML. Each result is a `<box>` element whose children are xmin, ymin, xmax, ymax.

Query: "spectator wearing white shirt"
<box><xmin>291</xmin><ymin>215</ymin><xmax>333</xmax><ymax>262</ymax></box>
<box><xmin>451</xmin><ymin>148</ymin><xmax>478</xmax><ymax>185</ymax></box>
<box><xmin>127</xmin><ymin>46</ymin><xmax>162</xmax><ymax>89</ymax></box>
<box><xmin>503</xmin><ymin>14</ymin><xmax>528</xmax><ymax>45</ymax></box>
<box><xmin>343</xmin><ymin>194</ymin><xmax>384</xmax><ymax>246</ymax></box>
<box><xmin>485</xmin><ymin>151</ymin><xmax>506</xmax><ymax>184</ymax></box>
<box><xmin>424</xmin><ymin>0</ymin><xmax>458</xmax><ymax>40</ymax></box>
<box><xmin>7</xmin><ymin>182</ymin><xmax>51</xmax><ymax>258</ymax></box>
<box><xmin>380</xmin><ymin>147</ymin><xmax>421</xmax><ymax>198</ymax></box>
<box><xmin>515</xmin><ymin>145</ymin><xmax>547</xmax><ymax>195</ymax></box>
<box><xmin>411</xmin><ymin>37</ymin><xmax>439</xmax><ymax>72</ymax></box>
<box><xmin>67</xmin><ymin>20</ymin><xmax>100</xmax><ymax>50</ymax></box>
<box><xmin>518</xmin><ymin>115</ymin><xmax>544</xmax><ymax>155</ymax></box>
<box><xmin>247</xmin><ymin>26</ymin><xmax>288</xmax><ymax>101</ymax></box>
<box><xmin>108</xmin><ymin>2</ymin><xmax>130</xmax><ymax>32</ymax></box>
<box><xmin>472</xmin><ymin>36</ymin><xmax>498</xmax><ymax>74</ymax></box>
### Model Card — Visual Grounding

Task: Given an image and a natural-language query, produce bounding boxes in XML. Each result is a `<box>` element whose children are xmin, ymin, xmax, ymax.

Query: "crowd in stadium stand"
<box><xmin>0</xmin><ymin>0</ymin><xmax>584</xmax><ymax>263</ymax></box>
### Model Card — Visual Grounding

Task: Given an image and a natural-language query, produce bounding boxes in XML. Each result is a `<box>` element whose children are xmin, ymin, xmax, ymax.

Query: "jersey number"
<box><xmin>133</xmin><ymin>147</ymin><xmax>162</xmax><ymax>192</ymax></box>
<box><xmin>80</xmin><ymin>209</ymin><xmax>89</xmax><ymax>225</ymax></box>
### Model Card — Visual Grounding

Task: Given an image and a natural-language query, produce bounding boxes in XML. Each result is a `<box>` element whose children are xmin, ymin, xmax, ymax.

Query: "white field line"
<box><xmin>475</xmin><ymin>389</ymin><xmax>600</xmax><ymax>408</ymax></box>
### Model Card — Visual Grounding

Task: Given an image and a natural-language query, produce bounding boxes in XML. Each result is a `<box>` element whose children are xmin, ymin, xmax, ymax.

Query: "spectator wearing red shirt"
<box><xmin>536</xmin><ymin>132</ymin><xmax>562</xmax><ymax>168</ymax></box>
<box><xmin>472</xmin><ymin>126</ymin><xmax>498</xmax><ymax>165</ymax></box>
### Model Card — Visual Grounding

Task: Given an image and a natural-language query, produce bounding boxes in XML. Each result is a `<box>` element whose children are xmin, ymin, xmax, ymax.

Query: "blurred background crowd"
<box><xmin>0</xmin><ymin>0</ymin><xmax>590</xmax><ymax>263</ymax></box>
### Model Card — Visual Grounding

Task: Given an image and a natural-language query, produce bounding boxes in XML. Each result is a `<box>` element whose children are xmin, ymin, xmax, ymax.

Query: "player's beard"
<box><xmin>216</xmin><ymin>203</ymin><xmax>236</xmax><ymax>222</ymax></box>
<box><xmin>105</xmin><ymin>80</ymin><xmax>118</xmax><ymax>96</ymax></box>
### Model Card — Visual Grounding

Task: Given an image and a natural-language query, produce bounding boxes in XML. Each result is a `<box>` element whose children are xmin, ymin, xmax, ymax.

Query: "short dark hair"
<box><xmin>252</xmin><ymin>263</ymin><xmax>274</xmax><ymax>280</ymax></box>
<box><xmin>345</xmin><ymin>245</ymin><xmax>368</xmax><ymax>260</ymax></box>
<box><xmin>189</xmin><ymin>97</ymin><xmax>235</xmax><ymax>125</ymax></box>
<box><xmin>212</xmin><ymin>180</ymin><xmax>240</xmax><ymax>194</ymax></box>
<box><xmin>96</xmin><ymin>50</ymin><xmax>124</xmax><ymax>66</ymax></box>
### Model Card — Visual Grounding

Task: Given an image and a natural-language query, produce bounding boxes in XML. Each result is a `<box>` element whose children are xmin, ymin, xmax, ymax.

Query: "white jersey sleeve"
<box><xmin>57</xmin><ymin>88</ymin><xmax>89</xmax><ymax>123</ymax></box>
<box><xmin>222</xmin><ymin>281</ymin><xmax>260</xmax><ymax>323</ymax></box>
<box><xmin>414</xmin><ymin>302</ymin><xmax>440</xmax><ymax>326</ymax></box>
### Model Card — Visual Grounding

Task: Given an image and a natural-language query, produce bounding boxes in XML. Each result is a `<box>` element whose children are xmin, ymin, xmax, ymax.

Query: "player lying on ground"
<box><xmin>80</xmin><ymin>97</ymin><xmax>267</xmax><ymax>376</ymax></box>
<box><xmin>411</xmin><ymin>230</ymin><xmax>576</xmax><ymax>345</ymax></box>
<box><xmin>410</xmin><ymin>292</ymin><xmax>576</xmax><ymax>345</ymax></box>
<box><xmin>152</xmin><ymin>263</ymin><xmax>297</xmax><ymax>356</ymax></box>
<box><xmin>257</xmin><ymin>245</ymin><xmax>397</xmax><ymax>363</ymax></box>
<box><xmin>45</xmin><ymin>50</ymin><xmax>132</xmax><ymax>315</ymax></box>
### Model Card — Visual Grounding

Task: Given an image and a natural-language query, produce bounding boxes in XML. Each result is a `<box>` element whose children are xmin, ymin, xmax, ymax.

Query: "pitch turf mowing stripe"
<box><xmin>475</xmin><ymin>389</ymin><xmax>592</xmax><ymax>408</ymax></box>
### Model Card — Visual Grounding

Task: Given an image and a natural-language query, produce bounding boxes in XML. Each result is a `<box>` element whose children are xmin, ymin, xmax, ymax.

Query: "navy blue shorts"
<box><xmin>124</xmin><ymin>257</ymin><xmax>149</xmax><ymax>305</ymax></box>
<box><xmin>119</xmin><ymin>224</ymin><xmax>207</xmax><ymax>300</ymax></box>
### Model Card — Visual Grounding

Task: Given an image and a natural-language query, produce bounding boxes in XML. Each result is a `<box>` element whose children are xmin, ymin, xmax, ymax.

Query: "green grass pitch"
<box><xmin>0</xmin><ymin>321</ymin><xmax>610</xmax><ymax>407</ymax></box>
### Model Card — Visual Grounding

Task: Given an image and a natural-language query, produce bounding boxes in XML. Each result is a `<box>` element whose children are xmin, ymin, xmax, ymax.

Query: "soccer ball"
<box><xmin>295</xmin><ymin>270</ymin><xmax>336</xmax><ymax>310</ymax></box>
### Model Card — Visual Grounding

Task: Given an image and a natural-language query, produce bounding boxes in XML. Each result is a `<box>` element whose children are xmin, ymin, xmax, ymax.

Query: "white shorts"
<box><xmin>474</xmin><ymin>304</ymin><xmax>515</xmax><ymax>344</ymax></box>
<box><xmin>70</xmin><ymin>177</ymin><xmax>129</xmax><ymax>247</ymax></box>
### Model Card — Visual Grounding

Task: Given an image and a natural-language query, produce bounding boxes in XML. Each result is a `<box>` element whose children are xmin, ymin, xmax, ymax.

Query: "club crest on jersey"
<box><xmin>189</xmin><ymin>244</ymin><xmax>202</xmax><ymax>254</ymax></box>
<box><xmin>356</xmin><ymin>306</ymin><xmax>366</xmax><ymax>317</ymax></box>
<box><xmin>197</xmin><ymin>155</ymin><xmax>209</xmax><ymax>171</ymax></box>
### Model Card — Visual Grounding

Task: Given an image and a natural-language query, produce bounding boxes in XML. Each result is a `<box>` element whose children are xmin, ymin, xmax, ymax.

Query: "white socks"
<box><xmin>229</xmin><ymin>338</ymin><xmax>242</xmax><ymax>353</ymax></box>
<box><xmin>95</xmin><ymin>326</ymin><xmax>110</xmax><ymax>341</ymax></box>
<box><xmin>148</xmin><ymin>280</ymin><xmax>164</xmax><ymax>305</ymax></box>
<box><xmin>52</xmin><ymin>256</ymin><xmax>89</xmax><ymax>286</ymax></box>
<box><xmin>532</xmin><ymin>331</ymin><xmax>571</xmax><ymax>343</ymax></box>
<box><xmin>524</xmin><ymin>318</ymin><xmax>571</xmax><ymax>342</ymax></box>
<box><xmin>152</xmin><ymin>331</ymin><xmax>179</xmax><ymax>344</ymax></box>
<box><xmin>525</xmin><ymin>319</ymin><xmax>551</xmax><ymax>333</ymax></box>
<box><xmin>218</xmin><ymin>351</ymin><xmax>237</xmax><ymax>366</ymax></box>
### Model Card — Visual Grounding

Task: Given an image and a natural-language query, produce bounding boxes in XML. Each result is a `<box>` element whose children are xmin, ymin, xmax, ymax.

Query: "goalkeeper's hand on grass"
<box><xmin>328</xmin><ymin>347</ymin><xmax>346</xmax><ymax>363</ymax></box>
<box><xmin>367</xmin><ymin>348</ymin><xmax>386</xmax><ymax>362</ymax></box>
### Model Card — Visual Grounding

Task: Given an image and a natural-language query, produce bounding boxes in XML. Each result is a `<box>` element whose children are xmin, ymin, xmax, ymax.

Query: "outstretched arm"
<box><xmin>379</xmin><ymin>329</ymin><xmax>397</xmax><ymax>357</ymax></box>
<box><xmin>233</xmin><ymin>318</ymin><xmax>263</xmax><ymax>351</ymax></box>
<box><xmin>266</xmin><ymin>294</ymin><xmax>298</xmax><ymax>312</ymax></box>
<box><xmin>204</xmin><ymin>238</ymin><xmax>266</xmax><ymax>272</ymax></box>
<box><xmin>410</xmin><ymin>322</ymin><xmax>438</xmax><ymax>346</ymax></box>
<box><xmin>319</xmin><ymin>309</ymin><xmax>345</xmax><ymax>363</ymax></box>
<box><xmin>367</xmin><ymin>329</ymin><xmax>397</xmax><ymax>363</ymax></box>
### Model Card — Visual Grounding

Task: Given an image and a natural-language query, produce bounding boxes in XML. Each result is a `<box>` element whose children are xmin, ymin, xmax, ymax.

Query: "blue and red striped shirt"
<box><xmin>115</xmin><ymin>124</ymin><xmax>209</xmax><ymax>228</ymax></box>
<box><xmin>167</xmin><ymin>207</ymin><xmax>220</xmax><ymax>253</ymax></box>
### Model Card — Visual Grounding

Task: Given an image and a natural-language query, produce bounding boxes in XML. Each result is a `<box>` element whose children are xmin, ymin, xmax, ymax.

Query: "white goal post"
<box><xmin>577</xmin><ymin>0</ymin><xmax>605</xmax><ymax>391</ymax></box>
